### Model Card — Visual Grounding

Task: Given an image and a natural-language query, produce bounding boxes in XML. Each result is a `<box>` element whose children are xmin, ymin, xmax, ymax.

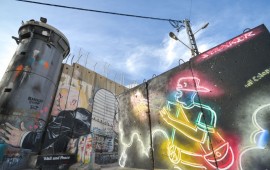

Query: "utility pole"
<box><xmin>169</xmin><ymin>19</ymin><xmax>209</xmax><ymax>58</ymax></box>
<box><xmin>183</xmin><ymin>19</ymin><xmax>199</xmax><ymax>57</ymax></box>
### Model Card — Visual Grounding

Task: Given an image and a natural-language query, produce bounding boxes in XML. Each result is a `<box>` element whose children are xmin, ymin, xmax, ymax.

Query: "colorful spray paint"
<box><xmin>0</xmin><ymin>18</ymin><xmax>70</xmax><ymax>169</ymax></box>
<box><xmin>118</xmin><ymin>25</ymin><xmax>270</xmax><ymax>169</ymax></box>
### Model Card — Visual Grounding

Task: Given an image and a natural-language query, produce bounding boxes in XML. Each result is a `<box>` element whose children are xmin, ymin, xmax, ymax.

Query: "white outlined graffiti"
<box><xmin>118</xmin><ymin>122</ymin><xmax>169</xmax><ymax>167</ymax></box>
<box><xmin>239</xmin><ymin>103</ymin><xmax>270</xmax><ymax>170</ymax></box>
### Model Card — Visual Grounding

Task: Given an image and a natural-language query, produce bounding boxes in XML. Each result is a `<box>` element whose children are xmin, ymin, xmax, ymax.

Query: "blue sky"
<box><xmin>0</xmin><ymin>0</ymin><xmax>270</xmax><ymax>86</ymax></box>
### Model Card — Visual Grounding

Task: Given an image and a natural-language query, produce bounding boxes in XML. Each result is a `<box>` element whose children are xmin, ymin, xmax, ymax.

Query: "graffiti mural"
<box><xmin>159</xmin><ymin>76</ymin><xmax>234</xmax><ymax>170</ymax></box>
<box><xmin>0</xmin><ymin>18</ymin><xmax>126</xmax><ymax>169</ymax></box>
<box><xmin>130</xmin><ymin>90</ymin><xmax>148</xmax><ymax>122</ymax></box>
<box><xmin>0</xmin><ymin>18</ymin><xmax>70</xmax><ymax>169</ymax></box>
<box><xmin>40</xmin><ymin>64</ymin><xmax>93</xmax><ymax>168</ymax></box>
<box><xmin>92</xmin><ymin>89</ymin><xmax>119</xmax><ymax>165</ymax></box>
<box><xmin>239</xmin><ymin>103</ymin><xmax>270</xmax><ymax>170</ymax></box>
<box><xmin>118</xmin><ymin>24</ymin><xmax>270</xmax><ymax>169</ymax></box>
<box><xmin>118</xmin><ymin>84</ymin><xmax>153</xmax><ymax>169</ymax></box>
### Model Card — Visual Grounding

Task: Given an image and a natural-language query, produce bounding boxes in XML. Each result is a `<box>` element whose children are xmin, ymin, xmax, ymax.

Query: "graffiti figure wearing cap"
<box><xmin>160</xmin><ymin>77</ymin><xmax>234</xmax><ymax>170</ymax></box>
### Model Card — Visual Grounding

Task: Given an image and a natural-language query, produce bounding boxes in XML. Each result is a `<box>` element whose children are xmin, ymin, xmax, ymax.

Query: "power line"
<box><xmin>16</xmin><ymin>0</ymin><xmax>182</xmax><ymax>23</ymax></box>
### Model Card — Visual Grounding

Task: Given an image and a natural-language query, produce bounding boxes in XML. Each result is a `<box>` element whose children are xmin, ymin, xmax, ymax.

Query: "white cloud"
<box><xmin>125</xmin><ymin>46</ymin><xmax>149</xmax><ymax>75</ymax></box>
<box><xmin>122</xmin><ymin>22</ymin><xmax>220</xmax><ymax>81</ymax></box>
<box><xmin>0</xmin><ymin>21</ymin><xmax>219</xmax><ymax>85</ymax></box>
<box><xmin>0</xmin><ymin>39</ymin><xmax>17</xmax><ymax>80</ymax></box>
<box><xmin>161</xmin><ymin>37</ymin><xmax>178</xmax><ymax>67</ymax></box>
<box><xmin>160</xmin><ymin>29</ymin><xmax>192</xmax><ymax>69</ymax></box>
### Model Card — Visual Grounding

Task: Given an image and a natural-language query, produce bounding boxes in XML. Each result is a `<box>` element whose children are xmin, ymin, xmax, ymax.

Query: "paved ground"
<box><xmin>101</xmin><ymin>167</ymin><xmax>142</xmax><ymax>170</ymax></box>
<box><xmin>70</xmin><ymin>162</ymin><xmax>166</xmax><ymax>170</ymax></box>
<box><xmin>67</xmin><ymin>162</ymin><xmax>149</xmax><ymax>170</ymax></box>
<box><xmin>99</xmin><ymin>163</ymin><xmax>149</xmax><ymax>170</ymax></box>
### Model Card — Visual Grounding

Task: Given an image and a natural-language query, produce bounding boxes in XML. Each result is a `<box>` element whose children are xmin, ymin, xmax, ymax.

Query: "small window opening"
<box><xmin>4</xmin><ymin>88</ymin><xmax>12</xmax><ymax>92</ymax></box>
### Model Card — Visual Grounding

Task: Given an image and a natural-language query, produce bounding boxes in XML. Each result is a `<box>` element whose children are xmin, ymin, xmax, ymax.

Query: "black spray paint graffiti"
<box><xmin>28</xmin><ymin>96</ymin><xmax>43</xmax><ymax>110</ymax></box>
<box><xmin>0</xmin><ymin>108</ymin><xmax>92</xmax><ymax>153</ymax></box>
<box><xmin>91</xmin><ymin>89</ymin><xmax>119</xmax><ymax>164</ymax></box>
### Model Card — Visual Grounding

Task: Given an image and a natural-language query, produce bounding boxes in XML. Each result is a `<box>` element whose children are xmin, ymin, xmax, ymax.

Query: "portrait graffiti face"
<box><xmin>84</xmin><ymin>135</ymin><xmax>92</xmax><ymax>164</ymax></box>
<box><xmin>67</xmin><ymin>138</ymin><xmax>78</xmax><ymax>154</ymax></box>
<box><xmin>66</xmin><ymin>89</ymin><xmax>79</xmax><ymax>110</ymax></box>
<box><xmin>52</xmin><ymin>86</ymin><xmax>88</xmax><ymax>116</ymax></box>
<box><xmin>77</xmin><ymin>136</ymin><xmax>86</xmax><ymax>162</ymax></box>
<box><xmin>130</xmin><ymin>90</ymin><xmax>148</xmax><ymax>122</ymax></box>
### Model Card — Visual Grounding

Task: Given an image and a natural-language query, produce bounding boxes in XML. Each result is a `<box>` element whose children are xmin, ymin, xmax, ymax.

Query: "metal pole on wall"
<box><xmin>85</xmin><ymin>52</ymin><xmax>89</xmax><ymax>67</ymax></box>
<box><xmin>93</xmin><ymin>62</ymin><xmax>97</xmax><ymax>71</ymax></box>
<box><xmin>183</xmin><ymin>19</ymin><xmax>199</xmax><ymax>57</ymax></box>
<box><xmin>106</xmin><ymin>64</ymin><xmax>110</xmax><ymax>78</ymax></box>
<box><xmin>169</xmin><ymin>19</ymin><xmax>209</xmax><ymax>58</ymax></box>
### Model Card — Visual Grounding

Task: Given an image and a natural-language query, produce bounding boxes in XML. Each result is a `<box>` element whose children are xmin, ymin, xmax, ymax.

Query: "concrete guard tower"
<box><xmin>0</xmin><ymin>17</ymin><xmax>69</xmax><ymax>148</ymax></box>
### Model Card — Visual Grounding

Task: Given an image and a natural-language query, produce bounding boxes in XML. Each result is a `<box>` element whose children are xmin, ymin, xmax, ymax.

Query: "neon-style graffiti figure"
<box><xmin>160</xmin><ymin>77</ymin><xmax>234</xmax><ymax>169</ymax></box>
<box><xmin>239</xmin><ymin>103</ymin><xmax>270</xmax><ymax>170</ymax></box>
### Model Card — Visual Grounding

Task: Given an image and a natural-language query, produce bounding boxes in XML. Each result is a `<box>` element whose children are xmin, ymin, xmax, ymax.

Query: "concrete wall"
<box><xmin>118</xmin><ymin>25</ymin><xmax>270</xmax><ymax>170</ymax></box>
<box><xmin>45</xmin><ymin>63</ymin><xmax>126</xmax><ymax>169</ymax></box>
<box><xmin>0</xmin><ymin>60</ymin><xmax>125</xmax><ymax>169</ymax></box>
